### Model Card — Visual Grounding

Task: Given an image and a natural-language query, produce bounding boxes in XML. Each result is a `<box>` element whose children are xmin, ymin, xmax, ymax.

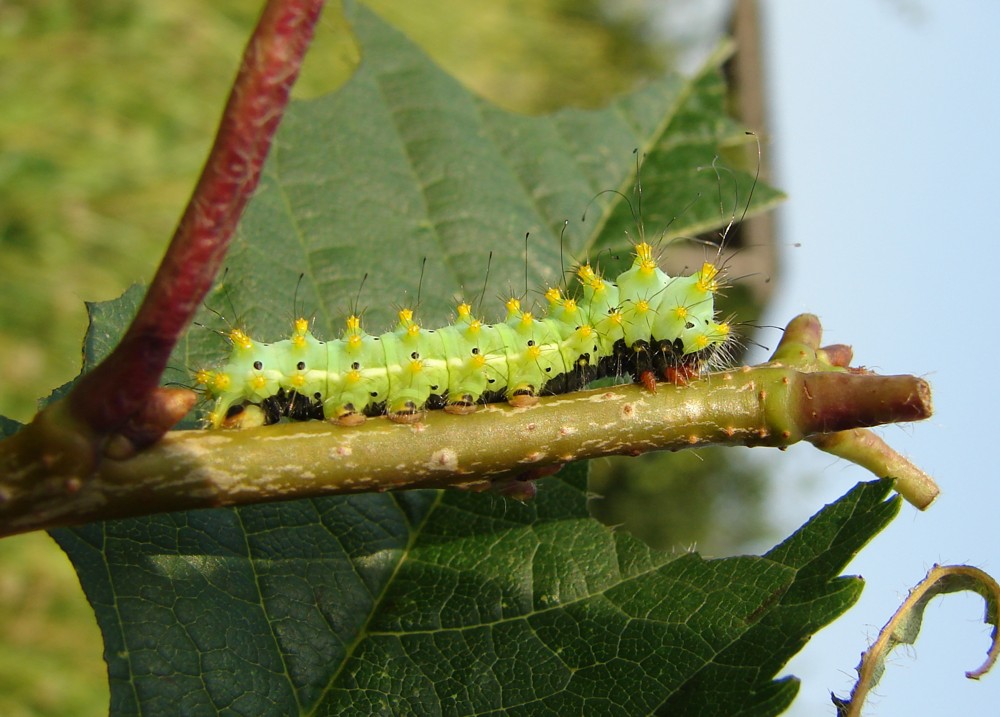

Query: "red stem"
<box><xmin>68</xmin><ymin>0</ymin><xmax>326</xmax><ymax>434</ymax></box>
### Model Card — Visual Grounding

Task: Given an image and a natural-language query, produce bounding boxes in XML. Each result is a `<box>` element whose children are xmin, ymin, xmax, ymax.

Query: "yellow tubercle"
<box><xmin>456</xmin><ymin>303</ymin><xmax>472</xmax><ymax>318</ymax></box>
<box><xmin>673</xmin><ymin>306</ymin><xmax>689</xmax><ymax>319</ymax></box>
<box><xmin>292</xmin><ymin>374</ymin><xmax>306</xmax><ymax>388</ymax></box>
<box><xmin>527</xmin><ymin>344</ymin><xmax>542</xmax><ymax>360</ymax></box>
<box><xmin>292</xmin><ymin>333</ymin><xmax>307</xmax><ymax>349</ymax></box>
<box><xmin>506</xmin><ymin>297</ymin><xmax>521</xmax><ymax>314</ymax></box>
<box><xmin>346</xmin><ymin>315</ymin><xmax>361</xmax><ymax>333</ymax></box>
<box><xmin>229</xmin><ymin>328</ymin><xmax>253</xmax><ymax>350</ymax></box>
<box><xmin>409</xmin><ymin>359</ymin><xmax>423</xmax><ymax>374</ymax></box>
<box><xmin>471</xmin><ymin>354</ymin><xmax>486</xmax><ymax>368</ymax></box>
<box><xmin>519</xmin><ymin>312</ymin><xmax>534</xmax><ymax>327</ymax></box>
<box><xmin>399</xmin><ymin>308</ymin><xmax>413</xmax><ymax>323</ymax></box>
<box><xmin>212</xmin><ymin>373</ymin><xmax>231</xmax><ymax>391</ymax></box>
<box><xmin>251</xmin><ymin>375</ymin><xmax>267</xmax><ymax>390</ymax></box>
<box><xmin>346</xmin><ymin>369</ymin><xmax>361</xmax><ymax>384</ymax></box>
<box><xmin>563</xmin><ymin>298</ymin><xmax>578</xmax><ymax>313</ymax></box>
<box><xmin>544</xmin><ymin>287</ymin><xmax>561</xmax><ymax>303</ymax></box>
<box><xmin>407</xmin><ymin>322</ymin><xmax>421</xmax><ymax>338</ymax></box>
<box><xmin>585</xmin><ymin>274</ymin><xmax>606</xmax><ymax>292</ymax></box>
<box><xmin>466</xmin><ymin>319</ymin><xmax>482</xmax><ymax>335</ymax></box>
<box><xmin>696</xmin><ymin>262</ymin><xmax>720</xmax><ymax>293</ymax></box>
<box><xmin>635</xmin><ymin>299</ymin><xmax>650</xmax><ymax>314</ymax></box>
<box><xmin>195</xmin><ymin>369</ymin><xmax>214</xmax><ymax>386</ymax></box>
<box><xmin>634</xmin><ymin>242</ymin><xmax>657</xmax><ymax>273</ymax></box>
<box><xmin>294</xmin><ymin>317</ymin><xmax>309</xmax><ymax>335</ymax></box>
<box><xmin>578</xmin><ymin>264</ymin><xmax>597</xmax><ymax>282</ymax></box>
<box><xmin>347</xmin><ymin>334</ymin><xmax>362</xmax><ymax>350</ymax></box>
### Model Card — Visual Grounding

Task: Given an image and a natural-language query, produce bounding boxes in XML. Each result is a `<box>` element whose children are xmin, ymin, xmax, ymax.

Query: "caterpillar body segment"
<box><xmin>196</xmin><ymin>242</ymin><xmax>732</xmax><ymax>428</ymax></box>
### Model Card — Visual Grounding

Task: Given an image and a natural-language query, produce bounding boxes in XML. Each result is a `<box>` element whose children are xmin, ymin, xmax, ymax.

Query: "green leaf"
<box><xmin>53</xmin><ymin>472</ymin><xmax>898</xmax><ymax>716</ymax></box>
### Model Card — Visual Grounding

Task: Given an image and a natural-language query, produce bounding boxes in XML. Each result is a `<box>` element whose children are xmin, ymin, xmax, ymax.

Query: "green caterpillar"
<box><xmin>195</xmin><ymin>242</ymin><xmax>732</xmax><ymax>428</ymax></box>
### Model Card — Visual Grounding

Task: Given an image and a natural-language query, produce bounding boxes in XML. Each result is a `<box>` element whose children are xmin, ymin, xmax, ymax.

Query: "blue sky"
<box><xmin>758</xmin><ymin>1</ymin><xmax>1000</xmax><ymax>714</ymax></box>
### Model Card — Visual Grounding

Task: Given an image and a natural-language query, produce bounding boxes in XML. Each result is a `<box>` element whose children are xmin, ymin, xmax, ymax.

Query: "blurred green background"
<box><xmin>0</xmin><ymin>2</ymin><xmax>775</xmax><ymax>714</ymax></box>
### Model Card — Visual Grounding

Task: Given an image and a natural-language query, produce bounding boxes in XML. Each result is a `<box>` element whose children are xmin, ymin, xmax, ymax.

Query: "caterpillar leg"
<box><xmin>508</xmin><ymin>385</ymin><xmax>539</xmax><ymax>408</ymax></box>
<box><xmin>444</xmin><ymin>393</ymin><xmax>478</xmax><ymax>415</ymax></box>
<box><xmin>662</xmin><ymin>364</ymin><xmax>700</xmax><ymax>386</ymax></box>
<box><xmin>638</xmin><ymin>370</ymin><xmax>658</xmax><ymax>393</ymax></box>
<box><xmin>220</xmin><ymin>404</ymin><xmax>267</xmax><ymax>429</ymax></box>
<box><xmin>329</xmin><ymin>403</ymin><xmax>367</xmax><ymax>427</ymax></box>
<box><xmin>388</xmin><ymin>399</ymin><xmax>425</xmax><ymax>424</ymax></box>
